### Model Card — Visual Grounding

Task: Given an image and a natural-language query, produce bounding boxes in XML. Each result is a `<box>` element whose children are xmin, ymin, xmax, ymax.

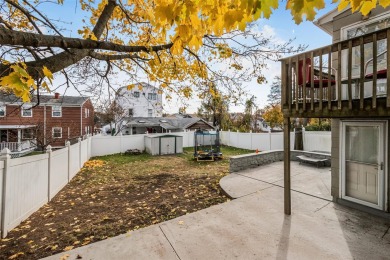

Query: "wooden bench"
<box><xmin>296</xmin><ymin>155</ymin><xmax>329</xmax><ymax>168</ymax></box>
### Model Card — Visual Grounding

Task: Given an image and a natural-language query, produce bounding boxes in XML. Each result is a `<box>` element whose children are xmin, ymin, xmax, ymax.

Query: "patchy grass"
<box><xmin>0</xmin><ymin>146</ymin><xmax>253</xmax><ymax>260</ymax></box>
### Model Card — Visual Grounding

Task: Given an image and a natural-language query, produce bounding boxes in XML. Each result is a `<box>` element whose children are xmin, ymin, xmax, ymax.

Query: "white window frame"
<box><xmin>85</xmin><ymin>108</ymin><xmax>87</xmax><ymax>118</ymax></box>
<box><xmin>0</xmin><ymin>105</ymin><xmax>6</xmax><ymax>117</ymax></box>
<box><xmin>52</xmin><ymin>127</ymin><xmax>62</xmax><ymax>138</ymax></box>
<box><xmin>52</xmin><ymin>105</ymin><xmax>62</xmax><ymax>117</ymax></box>
<box><xmin>22</xmin><ymin>128</ymin><xmax>34</xmax><ymax>139</ymax></box>
<box><xmin>148</xmin><ymin>109</ymin><xmax>153</xmax><ymax>117</ymax></box>
<box><xmin>21</xmin><ymin>105</ymin><xmax>32</xmax><ymax>117</ymax></box>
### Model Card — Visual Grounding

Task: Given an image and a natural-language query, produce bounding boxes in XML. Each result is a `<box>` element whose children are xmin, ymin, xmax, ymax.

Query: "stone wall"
<box><xmin>230</xmin><ymin>150</ymin><xmax>331</xmax><ymax>173</ymax></box>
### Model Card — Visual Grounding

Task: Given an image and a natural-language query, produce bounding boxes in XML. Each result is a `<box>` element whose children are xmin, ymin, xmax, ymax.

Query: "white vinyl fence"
<box><xmin>90</xmin><ymin>131</ymin><xmax>195</xmax><ymax>157</ymax></box>
<box><xmin>0</xmin><ymin>137</ymin><xmax>92</xmax><ymax>238</ymax></box>
<box><xmin>220</xmin><ymin>130</ymin><xmax>330</xmax><ymax>153</ymax></box>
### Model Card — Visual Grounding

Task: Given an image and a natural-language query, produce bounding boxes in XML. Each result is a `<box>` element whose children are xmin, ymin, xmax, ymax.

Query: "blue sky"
<box><xmin>42</xmin><ymin>1</ymin><xmax>338</xmax><ymax>113</ymax></box>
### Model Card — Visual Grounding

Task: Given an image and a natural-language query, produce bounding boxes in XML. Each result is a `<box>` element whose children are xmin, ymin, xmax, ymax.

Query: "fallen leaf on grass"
<box><xmin>51</xmin><ymin>245</ymin><xmax>58</xmax><ymax>250</ymax></box>
<box><xmin>8</xmin><ymin>252</ymin><xmax>24</xmax><ymax>259</ymax></box>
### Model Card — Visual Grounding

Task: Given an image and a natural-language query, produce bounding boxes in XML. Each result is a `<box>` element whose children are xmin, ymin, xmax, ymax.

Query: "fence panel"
<box><xmin>80</xmin><ymin>139</ymin><xmax>89</xmax><ymax>164</ymax></box>
<box><xmin>119</xmin><ymin>135</ymin><xmax>145</xmax><ymax>153</ymax></box>
<box><xmin>49</xmin><ymin>148</ymin><xmax>68</xmax><ymax>199</ymax></box>
<box><xmin>303</xmin><ymin>131</ymin><xmax>331</xmax><ymax>153</ymax></box>
<box><xmin>4</xmin><ymin>154</ymin><xmax>49</xmax><ymax>235</ymax></box>
<box><xmin>229</xmin><ymin>132</ymin><xmax>240</xmax><ymax>148</ymax></box>
<box><xmin>251</xmin><ymin>133</ymin><xmax>270</xmax><ymax>151</ymax></box>
<box><xmin>69</xmin><ymin>143</ymin><xmax>80</xmax><ymax>178</ymax></box>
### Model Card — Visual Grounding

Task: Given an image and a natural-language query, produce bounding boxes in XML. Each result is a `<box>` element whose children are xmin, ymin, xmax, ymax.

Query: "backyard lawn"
<box><xmin>0</xmin><ymin>146</ymin><xmax>252</xmax><ymax>260</ymax></box>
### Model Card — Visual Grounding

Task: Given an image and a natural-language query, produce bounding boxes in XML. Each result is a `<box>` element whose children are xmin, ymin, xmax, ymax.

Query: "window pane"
<box><xmin>345</xmin><ymin>125</ymin><xmax>378</xmax><ymax>164</ymax></box>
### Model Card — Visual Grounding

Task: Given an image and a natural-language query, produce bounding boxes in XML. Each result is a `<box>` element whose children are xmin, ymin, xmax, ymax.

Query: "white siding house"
<box><xmin>116</xmin><ymin>83</ymin><xmax>163</xmax><ymax>118</ymax></box>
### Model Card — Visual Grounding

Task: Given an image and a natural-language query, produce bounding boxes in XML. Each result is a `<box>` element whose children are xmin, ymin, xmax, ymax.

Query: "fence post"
<box><xmin>66</xmin><ymin>141</ymin><xmax>71</xmax><ymax>182</ymax></box>
<box><xmin>269</xmin><ymin>129</ymin><xmax>272</xmax><ymax>150</ymax></box>
<box><xmin>78</xmin><ymin>137</ymin><xmax>82</xmax><ymax>169</ymax></box>
<box><xmin>0</xmin><ymin>148</ymin><xmax>10</xmax><ymax>238</ymax></box>
<box><xmin>46</xmin><ymin>145</ymin><xmax>52</xmax><ymax>201</ymax></box>
<box><xmin>228</xmin><ymin>130</ymin><xmax>231</xmax><ymax>147</ymax></box>
<box><xmin>302</xmin><ymin>127</ymin><xmax>306</xmax><ymax>151</ymax></box>
<box><xmin>250</xmin><ymin>130</ymin><xmax>253</xmax><ymax>150</ymax></box>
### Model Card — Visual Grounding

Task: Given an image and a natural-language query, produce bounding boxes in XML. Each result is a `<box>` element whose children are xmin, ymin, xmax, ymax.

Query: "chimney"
<box><xmin>54</xmin><ymin>92</ymin><xmax>60</xmax><ymax>99</ymax></box>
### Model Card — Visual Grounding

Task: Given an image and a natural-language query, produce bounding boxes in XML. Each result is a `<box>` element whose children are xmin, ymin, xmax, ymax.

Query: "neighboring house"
<box><xmin>117</xmin><ymin>117</ymin><xmax>214</xmax><ymax>135</ymax></box>
<box><xmin>116</xmin><ymin>83</ymin><xmax>163</xmax><ymax>118</ymax></box>
<box><xmin>281</xmin><ymin>6</ymin><xmax>390</xmax><ymax>216</ymax></box>
<box><xmin>0</xmin><ymin>92</ymin><xmax>94</xmax><ymax>152</ymax></box>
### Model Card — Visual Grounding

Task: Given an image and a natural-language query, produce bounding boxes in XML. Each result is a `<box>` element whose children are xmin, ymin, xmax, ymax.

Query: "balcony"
<box><xmin>281</xmin><ymin>28</ymin><xmax>390</xmax><ymax>118</ymax></box>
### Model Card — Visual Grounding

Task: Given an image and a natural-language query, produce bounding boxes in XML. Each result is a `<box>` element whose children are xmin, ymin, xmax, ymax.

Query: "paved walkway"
<box><xmin>44</xmin><ymin>162</ymin><xmax>390</xmax><ymax>260</ymax></box>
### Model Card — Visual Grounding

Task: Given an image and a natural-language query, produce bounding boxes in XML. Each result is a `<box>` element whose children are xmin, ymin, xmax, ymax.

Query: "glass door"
<box><xmin>341</xmin><ymin>121</ymin><xmax>386</xmax><ymax>209</ymax></box>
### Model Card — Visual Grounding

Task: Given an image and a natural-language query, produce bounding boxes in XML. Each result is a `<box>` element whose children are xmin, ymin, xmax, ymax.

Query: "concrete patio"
<box><xmin>44</xmin><ymin>162</ymin><xmax>390</xmax><ymax>260</ymax></box>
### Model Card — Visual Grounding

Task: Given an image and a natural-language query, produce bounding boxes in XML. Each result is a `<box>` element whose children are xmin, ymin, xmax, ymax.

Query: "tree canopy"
<box><xmin>0</xmin><ymin>0</ymin><xmax>387</xmax><ymax>104</ymax></box>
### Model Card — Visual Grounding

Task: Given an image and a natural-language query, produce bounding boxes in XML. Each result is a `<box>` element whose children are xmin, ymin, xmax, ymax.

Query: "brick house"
<box><xmin>0</xmin><ymin>92</ymin><xmax>94</xmax><ymax>151</ymax></box>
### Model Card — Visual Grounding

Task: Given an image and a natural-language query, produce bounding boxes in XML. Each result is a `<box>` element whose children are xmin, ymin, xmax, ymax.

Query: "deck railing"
<box><xmin>281</xmin><ymin>27</ymin><xmax>390</xmax><ymax>117</ymax></box>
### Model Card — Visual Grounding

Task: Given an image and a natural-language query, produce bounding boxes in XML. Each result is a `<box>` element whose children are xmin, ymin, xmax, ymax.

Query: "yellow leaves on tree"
<box><xmin>0</xmin><ymin>62</ymin><xmax>53</xmax><ymax>102</ymax></box>
<box><xmin>337</xmin><ymin>0</ymin><xmax>390</xmax><ymax>16</ymax></box>
<box><xmin>263</xmin><ymin>105</ymin><xmax>283</xmax><ymax>129</ymax></box>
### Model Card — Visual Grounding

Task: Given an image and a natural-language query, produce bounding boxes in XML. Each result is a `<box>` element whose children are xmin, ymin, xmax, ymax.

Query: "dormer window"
<box><xmin>133</xmin><ymin>91</ymin><xmax>140</xmax><ymax>98</ymax></box>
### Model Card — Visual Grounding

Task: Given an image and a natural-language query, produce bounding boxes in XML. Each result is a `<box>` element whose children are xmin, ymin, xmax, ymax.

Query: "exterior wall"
<box><xmin>331</xmin><ymin>119</ymin><xmax>340</xmax><ymax>200</ymax></box>
<box><xmin>80</xmin><ymin>99</ymin><xmax>95</xmax><ymax>136</ymax></box>
<box><xmin>116</xmin><ymin>84</ymin><xmax>163</xmax><ymax>118</ymax></box>
<box><xmin>0</xmin><ymin>99</ymin><xmax>94</xmax><ymax>147</ymax></box>
<box><xmin>332</xmin><ymin>6</ymin><xmax>390</xmax><ymax>43</ymax></box>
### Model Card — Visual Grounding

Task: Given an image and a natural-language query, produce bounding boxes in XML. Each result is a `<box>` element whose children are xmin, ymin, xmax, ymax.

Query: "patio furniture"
<box><xmin>296</xmin><ymin>155</ymin><xmax>329</xmax><ymax>168</ymax></box>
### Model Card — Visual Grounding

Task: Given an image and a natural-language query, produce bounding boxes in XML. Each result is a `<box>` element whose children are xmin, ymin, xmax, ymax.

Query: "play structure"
<box><xmin>194</xmin><ymin>129</ymin><xmax>223</xmax><ymax>161</ymax></box>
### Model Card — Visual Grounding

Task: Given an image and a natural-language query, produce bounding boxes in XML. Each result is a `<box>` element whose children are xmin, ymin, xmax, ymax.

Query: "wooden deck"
<box><xmin>281</xmin><ymin>28</ymin><xmax>390</xmax><ymax>119</ymax></box>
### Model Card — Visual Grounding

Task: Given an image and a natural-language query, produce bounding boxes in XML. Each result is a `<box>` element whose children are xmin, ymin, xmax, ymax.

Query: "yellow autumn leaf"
<box><xmin>42</xmin><ymin>66</ymin><xmax>53</xmax><ymax>83</ymax></box>
<box><xmin>64</xmin><ymin>245</ymin><xmax>74</xmax><ymax>251</ymax></box>
<box><xmin>89</xmin><ymin>33</ymin><xmax>98</xmax><ymax>41</ymax></box>
<box><xmin>8</xmin><ymin>252</ymin><xmax>24</xmax><ymax>259</ymax></box>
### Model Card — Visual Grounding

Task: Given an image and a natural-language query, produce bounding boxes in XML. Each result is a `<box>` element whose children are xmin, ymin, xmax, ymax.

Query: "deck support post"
<box><xmin>283</xmin><ymin>117</ymin><xmax>291</xmax><ymax>215</ymax></box>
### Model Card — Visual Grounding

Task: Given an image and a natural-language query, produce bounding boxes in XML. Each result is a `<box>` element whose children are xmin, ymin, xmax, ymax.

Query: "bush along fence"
<box><xmin>0</xmin><ymin>136</ymin><xmax>92</xmax><ymax>238</ymax></box>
